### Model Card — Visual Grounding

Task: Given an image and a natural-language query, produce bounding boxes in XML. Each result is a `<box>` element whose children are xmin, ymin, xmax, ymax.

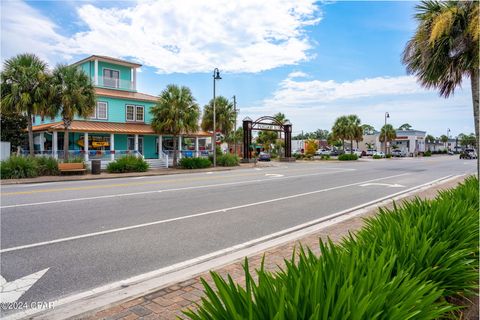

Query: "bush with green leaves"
<box><xmin>179</xmin><ymin>157</ymin><xmax>211</xmax><ymax>169</ymax></box>
<box><xmin>320</xmin><ymin>154</ymin><xmax>330</xmax><ymax>160</ymax></box>
<box><xmin>386</xmin><ymin>154</ymin><xmax>392</xmax><ymax>158</ymax></box>
<box><xmin>216</xmin><ymin>154</ymin><xmax>239</xmax><ymax>167</ymax></box>
<box><xmin>106</xmin><ymin>155</ymin><xmax>149</xmax><ymax>173</ymax></box>
<box><xmin>424</xmin><ymin>150</ymin><xmax>432</xmax><ymax>157</ymax></box>
<box><xmin>372</xmin><ymin>154</ymin><xmax>382</xmax><ymax>159</ymax></box>
<box><xmin>35</xmin><ymin>156</ymin><xmax>59</xmax><ymax>176</ymax></box>
<box><xmin>184</xmin><ymin>177</ymin><xmax>479</xmax><ymax>319</ymax></box>
<box><xmin>0</xmin><ymin>156</ymin><xmax>39</xmax><ymax>179</ymax></box>
<box><xmin>338</xmin><ymin>153</ymin><xmax>358</xmax><ymax>161</ymax></box>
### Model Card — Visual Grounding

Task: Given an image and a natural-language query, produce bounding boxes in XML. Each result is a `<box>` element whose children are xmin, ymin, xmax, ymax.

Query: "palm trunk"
<box><xmin>470</xmin><ymin>68</ymin><xmax>479</xmax><ymax>176</ymax></box>
<box><xmin>172</xmin><ymin>135</ymin><xmax>178</xmax><ymax>168</ymax></box>
<box><xmin>64</xmin><ymin>128</ymin><xmax>69</xmax><ymax>161</ymax></box>
<box><xmin>342</xmin><ymin>139</ymin><xmax>345</xmax><ymax>150</ymax></box>
<box><xmin>350</xmin><ymin>140</ymin><xmax>353</xmax><ymax>154</ymax></box>
<box><xmin>27</xmin><ymin>111</ymin><xmax>34</xmax><ymax>156</ymax></box>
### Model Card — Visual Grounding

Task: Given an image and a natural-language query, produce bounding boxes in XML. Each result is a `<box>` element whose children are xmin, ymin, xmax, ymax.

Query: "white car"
<box><xmin>373</xmin><ymin>151</ymin><xmax>386</xmax><ymax>158</ymax></box>
<box><xmin>391</xmin><ymin>149</ymin><xmax>407</xmax><ymax>157</ymax></box>
<box><xmin>315</xmin><ymin>149</ymin><xmax>331</xmax><ymax>156</ymax></box>
<box><xmin>346</xmin><ymin>148</ymin><xmax>362</xmax><ymax>157</ymax></box>
<box><xmin>366</xmin><ymin>149</ymin><xmax>376</xmax><ymax>156</ymax></box>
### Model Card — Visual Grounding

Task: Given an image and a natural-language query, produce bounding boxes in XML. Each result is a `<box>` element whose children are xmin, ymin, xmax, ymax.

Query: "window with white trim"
<box><xmin>90</xmin><ymin>102</ymin><xmax>108</xmax><ymax>120</ymax></box>
<box><xmin>126</xmin><ymin>105</ymin><xmax>144</xmax><ymax>122</ymax></box>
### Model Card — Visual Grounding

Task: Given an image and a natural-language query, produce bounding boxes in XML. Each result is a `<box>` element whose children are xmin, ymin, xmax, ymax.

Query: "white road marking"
<box><xmin>0</xmin><ymin>172</ymin><xmax>409</xmax><ymax>253</ymax></box>
<box><xmin>205</xmin><ymin>172</ymin><xmax>213</xmax><ymax>174</ymax></box>
<box><xmin>360</xmin><ymin>183</ymin><xmax>405</xmax><ymax>188</ymax></box>
<box><xmin>265</xmin><ymin>173</ymin><xmax>284</xmax><ymax>177</ymax></box>
<box><xmin>0</xmin><ymin>268</ymin><xmax>49</xmax><ymax>303</ymax></box>
<box><xmin>0</xmin><ymin>170</ymin><xmax>353</xmax><ymax>209</ymax></box>
<box><xmin>130</xmin><ymin>177</ymin><xmax>146</xmax><ymax>180</ymax></box>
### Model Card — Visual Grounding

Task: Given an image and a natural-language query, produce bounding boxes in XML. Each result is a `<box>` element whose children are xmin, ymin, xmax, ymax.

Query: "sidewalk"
<box><xmin>0</xmin><ymin>163</ymin><xmax>277</xmax><ymax>185</ymax></box>
<box><xmin>74</xmin><ymin>176</ymin><xmax>472</xmax><ymax>320</ymax></box>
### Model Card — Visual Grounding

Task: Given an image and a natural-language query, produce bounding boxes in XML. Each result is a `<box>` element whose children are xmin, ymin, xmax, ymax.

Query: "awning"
<box><xmin>32</xmin><ymin>120</ymin><xmax>212</xmax><ymax>137</ymax></box>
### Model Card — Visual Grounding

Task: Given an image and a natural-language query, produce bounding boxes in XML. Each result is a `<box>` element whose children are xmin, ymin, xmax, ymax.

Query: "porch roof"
<box><xmin>32</xmin><ymin>121</ymin><xmax>212</xmax><ymax>137</ymax></box>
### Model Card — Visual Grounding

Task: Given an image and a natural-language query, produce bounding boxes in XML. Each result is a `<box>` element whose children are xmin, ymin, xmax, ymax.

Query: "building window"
<box><xmin>90</xmin><ymin>102</ymin><xmax>108</xmax><ymax>120</ymax></box>
<box><xmin>103</xmin><ymin>69</ymin><xmax>119</xmax><ymax>88</ymax></box>
<box><xmin>126</xmin><ymin>105</ymin><xmax>144</xmax><ymax>122</ymax></box>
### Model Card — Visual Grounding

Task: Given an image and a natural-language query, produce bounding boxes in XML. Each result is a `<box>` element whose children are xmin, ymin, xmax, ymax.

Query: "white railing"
<box><xmin>97</xmin><ymin>76</ymin><xmax>134</xmax><ymax>91</ymax></box>
<box><xmin>159</xmin><ymin>151</ymin><xmax>169</xmax><ymax>168</ymax></box>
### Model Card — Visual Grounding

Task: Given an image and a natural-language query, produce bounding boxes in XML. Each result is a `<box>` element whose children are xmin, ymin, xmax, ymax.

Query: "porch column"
<box><xmin>84</xmin><ymin>132</ymin><xmax>89</xmax><ymax>162</ymax></box>
<box><xmin>39</xmin><ymin>132</ymin><xmax>45</xmax><ymax>153</ymax></box>
<box><xmin>134</xmin><ymin>134</ymin><xmax>139</xmax><ymax>157</ymax></box>
<box><xmin>110</xmin><ymin>134</ymin><xmax>115</xmax><ymax>161</ymax></box>
<box><xmin>195</xmin><ymin>137</ymin><xmax>199</xmax><ymax>157</ymax></box>
<box><xmin>158</xmin><ymin>135</ymin><xmax>163</xmax><ymax>159</ymax></box>
<box><xmin>94</xmin><ymin>59</ymin><xmax>98</xmax><ymax>85</ymax></box>
<box><xmin>52</xmin><ymin>131</ymin><xmax>58</xmax><ymax>159</ymax></box>
<box><xmin>178</xmin><ymin>136</ymin><xmax>182</xmax><ymax>159</ymax></box>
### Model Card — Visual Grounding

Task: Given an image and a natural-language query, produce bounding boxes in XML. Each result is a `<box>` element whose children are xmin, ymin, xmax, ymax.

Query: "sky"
<box><xmin>1</xmin><ymin>0</ymin><xmax>474</xmax><ymax>138</ymax></box>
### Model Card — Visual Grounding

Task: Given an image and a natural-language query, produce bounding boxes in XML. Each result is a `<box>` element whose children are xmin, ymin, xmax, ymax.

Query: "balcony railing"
<box><xmin>96</xmin><ymin>76</ymin><xmax>135</xmax><ymax>91</ymax></box>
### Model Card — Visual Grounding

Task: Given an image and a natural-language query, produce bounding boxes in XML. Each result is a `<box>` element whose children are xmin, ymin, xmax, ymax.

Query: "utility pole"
<box><xmin>233</xmin><ymin>95</ymin><xmax>239</xmax><ymax>156</ymax></box>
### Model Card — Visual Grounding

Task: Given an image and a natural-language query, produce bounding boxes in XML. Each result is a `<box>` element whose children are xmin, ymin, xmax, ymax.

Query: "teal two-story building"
<box><xmin>32</xmin><ymin>55</ymin><xmax>211</xmax><ymax>167</ymax></box>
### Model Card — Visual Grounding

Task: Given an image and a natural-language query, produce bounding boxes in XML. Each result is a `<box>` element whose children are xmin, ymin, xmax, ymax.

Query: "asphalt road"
<box><xmin>0</xmin><ymin>156</ymin><xmax>475</xmax><ymax>314</ymax></box>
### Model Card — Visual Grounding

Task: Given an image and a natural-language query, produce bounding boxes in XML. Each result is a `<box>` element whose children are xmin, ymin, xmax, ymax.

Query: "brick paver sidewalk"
<box><xmin>82</xmin><ymin>177</ymin><xmax>468</xmax><ymax>320</ymax></box>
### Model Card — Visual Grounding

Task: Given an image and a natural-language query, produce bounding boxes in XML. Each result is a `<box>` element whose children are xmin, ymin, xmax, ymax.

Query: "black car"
<box><xmin>258</xmin><ymin>152</ymin><xmax>271</xmax><ymax>161</ymax></box>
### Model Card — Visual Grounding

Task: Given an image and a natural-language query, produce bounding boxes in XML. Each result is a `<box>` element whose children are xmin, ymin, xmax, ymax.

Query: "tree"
<box><xmin>1</xmin><ymin>53</ymin><xmax>50</xmax><ymax>155</ymax></box>
<box><xmin>201</xmin><ymin>96</ymin><xmax>235</xmax><ymax>136</ymax></box>
<box><xmin>272</xmin><ymin>112</ymin><xmax>288</xmax><ymax>139</ymax></box>
<box><xmin>332</xmin><ymin>116</ymin><xmax>349</xmax><ymax>150</ymax></box>
<box><xmin>256</xmin><ymin>131</ymin><xmax>277</xmax><ymax>152</ymax></box>
<box><xmin>151</xmin><ymin>85</ymin><xmax>200</xmax><ymax>168</ymax></box>
<box><xmin>440</xmin><ymin>134</ymin><xmax>449</xmax><ymax>150</ymax></box>
<box><xmin>403</xmin><ymin>0</ymin><xmax>479</xmax><ymax>173</ymax></box>
<box><xmin>398</xmin><ymin>123</ymin><xmax>412</xmax><ymax>131</ymax></box>
<box><xmin>379</xmin><ymin>124</ymin><xmax>397</xmax><ymax>154</ymax></box>
<box><xmin>425</xmin><ymin>134</ymin><xmax>436</xmax><ymax>151</ymax></box>
<box><xmin>459</xmin><ymin>133</ymin><xmax>476</xmax><ymax>148</ymax></box>
<box><xmin>50</xmin><ymin>65</ymin><xmax>96</xmax><ymax>160</ymax></box>
<box><xmin>361</xmin><ymin>124</ymin><xmax>376</xmax><ymax>135</ymax></box>
<box><xmin>0</xmin><ymin>112</ymin><xmax>28</xmax><ymax>153</ymax></box>
<box><xmin>346</xmin><ymin>114</ymin><xmax>363</xmax><ymax>151</ymax></box>
<box><xmin>304</xmin><ymin>139</ymin><xmax>317</xmax><ymax>157</ymax></box>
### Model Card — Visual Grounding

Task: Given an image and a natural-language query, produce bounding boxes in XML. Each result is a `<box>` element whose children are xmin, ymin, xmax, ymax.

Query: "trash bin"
<box><xmin>91</xmin><ymin>159</ymin><xmax>101</xmax><ymax>175</ymax></box>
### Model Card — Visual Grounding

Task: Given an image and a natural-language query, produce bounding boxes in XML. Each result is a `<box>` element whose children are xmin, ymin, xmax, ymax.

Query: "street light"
<box><xmin>447</xmin><ymin>128</ymin><xmax>451</xmax><ymax>151</ymax></box>
<box><xmin>212</xmin><ymin>68</ymin><xmax>221</xmax><ymax>167</ymax></box>
<box><xmin>384</xmin><ymin>112</ymin><xmax>390</xmax><ymax>155</ymax></box>
<box><xmin>232</xmin><ymin>95</ymin><xmax>239</xmax><ymax>156</ymax></box>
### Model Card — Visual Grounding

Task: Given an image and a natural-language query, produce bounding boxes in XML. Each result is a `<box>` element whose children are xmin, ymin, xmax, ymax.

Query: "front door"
<box><xmin>127</xmin><ymin>135</ymin><xmax>144</xmax><ymax>155</ymax></box>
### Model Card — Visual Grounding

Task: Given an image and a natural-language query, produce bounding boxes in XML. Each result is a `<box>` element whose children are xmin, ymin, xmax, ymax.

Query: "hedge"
<box><xmin>184</xmin><ymin>177</ymin><xmax>479</xmax><ymax>319</ymax></box>
<box><xmin>179</xmin><ymin>157</ymin><xmax>212</xmax><ymax>169</ymax></box>
<box><xmin>338</xmin><ymin>153</ymin><xmax>358</xmax><ymax>161</ymax></box>
<box><xmin>1</xmin><ymin>156</ymin><xmax>61</xmax><ymax>179</ymax></box>
<box><xmin>106</xmin><ymin>155</ymin><xmax>149</xmax><ymax>173</ymax></box>
<box><xmin>217</xmin><ymin>154</ymin><xmax>240</xmax><ymax>167</ymax></box>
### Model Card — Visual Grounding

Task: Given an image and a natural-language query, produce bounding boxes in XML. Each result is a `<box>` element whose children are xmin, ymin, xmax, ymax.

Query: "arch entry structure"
<box><xmin>242</xmin><ymin>116</ymin><xmax>294</xmax><ymax>162</ymax></box>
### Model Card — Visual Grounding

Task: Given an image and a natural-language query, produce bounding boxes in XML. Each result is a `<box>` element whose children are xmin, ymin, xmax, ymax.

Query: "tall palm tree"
<box><xmin>345</xmin><ymin>114</ymin><xmax>362</xmax><ymax>152</ymax></box>
<box><xmin>201</xmin><ymin>96</ymin><xmax>235</xmax><ymax>136</ymax></box>
<box><xmin>398</xmin><ymin>123</ymin><xmax>412</xmax><ymax>131</ymax></box>
<box><xmin>379</xmin><ymin>124</ymin><xmax>397</xmax><ymax>154</ymax></box>
<box><xmin>273</xmin><ymin>112</ymin><xmax>289</xmax><ymax>139</ymax></box>
<box><xmin>440</xmin><ymin>134</ymin><xmax>449</xmax><ymax>150</ymax></box>
<box><xmin>151</xmin><ymin>85</ymin><xmax>200</xmax><ymax>168</ymax></box>
<box><xmin>332</xmin><ymin>116</ymin><xmax>349</xmax><ymax>150</ymax></box>
<box><xmin>403</xmin><ymin>0</ymin><xmax>479</xmax><ymax>172</ymax></box>
<box><xmin>1</xmin><ymin>53</ymin><xmax>50</xmax><ymax>155</ymax></box>
<box><xmin>361</xmin><ymin>124</ymin><xmax>376</xmax><ymax>135</ymax></box>
<box><xmin>50</xmin><ymin>65</ymin><xmax>96</xmax><ymax>160</ymax></box>
<box><xmin>425</xmin><ymin>134</ymin><xmax>435</xmax><ymax>151</ymax></box>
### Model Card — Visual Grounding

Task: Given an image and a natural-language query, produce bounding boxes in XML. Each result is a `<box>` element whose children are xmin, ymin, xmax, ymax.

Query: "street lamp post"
<box><xmin>212</xmin><ymin>68</ymin><xmax>221</xmax><ymax>167</ymax></box>
<box><xmin>447</xmin><ymin>128</ymin><xmax>451</xmax><ymax>150</ymax></box>
<box><xmin>384</xmin><ymin>112</ymin><xmax>390</xmax><ymax>155</ymax></box>
<box><xmin>232</xmin><ymin>95</ymin><xmax>239</xmax><ymax>156</ymax></box>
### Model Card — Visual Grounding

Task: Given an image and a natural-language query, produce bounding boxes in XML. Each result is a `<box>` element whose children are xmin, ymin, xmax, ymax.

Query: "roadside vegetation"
<box><xmin>106</xmin><ymin>155</ymin><xmax>149</xmax><ymax>173</ymax></box>
<box><xmin>338</xmin><ymin>153</ymin><xmax>358</xmax><ymax>161</ymax></box>
<box><xmin>185</xmin><ymin>177</ymin><xmax>479</xmax><ymax>319</ymax></box>
<box><xmin>216</xmin><ymin>154</ymin><xmax>240</xmax><ymax>167</ymax></box>
<box><xmin>179</xmin><ymin>157</ymin><xmax>212</xmax><ymax>169</ymax></box>
<box><xmin>1</xmin><ymin>156</ymin><xmax>60</xmax><ymax>179</ymax></box>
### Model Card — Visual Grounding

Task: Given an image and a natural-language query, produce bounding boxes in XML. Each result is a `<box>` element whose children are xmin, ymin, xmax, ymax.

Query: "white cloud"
<box><xmin>287</xmin><ymin>71</ymin><xmax>309</xmax><ymax>79</ymax></box>
<box><xmin>2</xmin><ymin>0</ymin><xmax>322</xmax><ymax>73</ymax></box>
<box><xmin>241</xmin><ymin>75</ymin><xmax>474</xmax><ymax>137</ymax></box>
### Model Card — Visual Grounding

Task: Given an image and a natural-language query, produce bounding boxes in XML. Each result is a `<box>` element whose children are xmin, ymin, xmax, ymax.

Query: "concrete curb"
<box><xmin>7</xmin><ymin>174</ymin><xmax>464</xmax><ymax>320</ymax></box>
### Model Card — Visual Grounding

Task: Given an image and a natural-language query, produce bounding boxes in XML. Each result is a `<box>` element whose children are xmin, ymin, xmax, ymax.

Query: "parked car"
<box><xmin>391</xmin><ymin>149</ymin><xmax>407</xmax><ymax>157</ymax></box>
<box><xmin>366</xmin><ymin>149</ymin><xmax>376</xmax><ymax>156</ymax></box>
<box><xmin>460</xmin><ymin>148</ymin><xmax>478</xmax><ymax>159</ymax></box>
<box><xmin>258</xmin><ymin>152</ymin><xmax>271</xmax><ymax>161</ymax></box>
<box><xmin>346</xmin><ymin>148</ymin><xmax>362</xmax><ymax>158</ymax></box>
<box><xmin>315</xmin><ymin>149</ymin><xmax>331</xmax><ymax>156</ymax></box>
<box><xmin>373</xmin><ymin>151</ymin><xmax>386</xmax><ymax>158</ymax></box>
<box><xmin>330</xmin><ymin>149</ymin><xmax>345</xmax><ymax>156</ymax></box>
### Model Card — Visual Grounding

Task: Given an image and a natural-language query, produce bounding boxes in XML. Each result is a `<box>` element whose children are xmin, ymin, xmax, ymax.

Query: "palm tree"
<box><xmin>345</xmin><ymin>114</ymin><xmax>363</xmax><ymax>151</ymax></box>
<box><xmin>403</xmin><ymin>1</ymin><xmax>479</xmax><ymax>172</ymax></box>
<box><xmin>440</xmin><ymin>134</ymin><xmax>449</xmax><ymax>150</ymax></box>
<box><xmin>425</xmin><ymin>134</ymin><xmax>436</xmax><ymax>151</ymax></box>
<box><xmin>201</xmin><ymin>96</ymin><xmax>235</xmax><ymax>136</ymax></box>
<box><xmin>398</xmin><ymin>123</ymin><xmax>412</xmax><ymax>131</ymax></box>
<box><xmin>332</xmin><ymin>116</ymin><xmax>349</xmax><ymax>150</ymax></box>
<box><xmin>361</xmin><ymin>124</ymin><xmax>376</xmax><ymax>135</ymax></box>
<box><xmin>50</xmin><ymin>65</ymin><xmax>96</xmax><ymax>160</ymax></box>
<box><xmin>151</xmin><ymin>85</ymin><xmax>200</xmax><ymax>168</ymax></box>
<box><xmin>1</xmin><ymin>54</ymin><xmax>50</xmax><ymax>155</ymax></box>
<box><xmin>379</xmin><ymin>124</ymin><xmax>397</xmax><ymax>154</ymax></box>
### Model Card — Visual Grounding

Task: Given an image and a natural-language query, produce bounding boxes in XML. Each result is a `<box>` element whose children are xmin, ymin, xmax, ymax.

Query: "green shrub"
<box><xmin>320</xmin><ymin>154</ymin><xmax>330</xmax><ymax>160</ymax></box>
<box><xmin>386</xmin><ymin>154</ymin><xmax>392</xmax><ymax>158</ymax></box>
<box><xmin>294</xmin><ymin>153</ymin><xmax>304</xmax><ymax>160</ymax></box>
<box><xmin>424</xmin><ymin>150</ymin><xmax>432</xmax><ymax>157</ymax></box>
<box><xmin>216</xmin><ymin>154</ymin><xmax>239</xmax><ymax>167</ymax></box>
<box><xmin>63</xmin><ymin>156</ymin><xmax>84</xmax><ymax>163</ymax></box>
<box><xmin>338</xmin><ymin>153</ymin><xmax>358</xmax><ymax>161</ymax></box>
<box><xmin>35</xmin><ymin>156</ymin><xmax>59</xmax><ymax>176</ymax></box>
<box><xmin>185</xmin><ymin>177</ymin><xmax>479</xmax><ymax>320</ymax></box>
<box><xmin>372</xmin><ymin>154</ymin><xmax>382</xmax><ymax>159</ymax></box>
<box><xmin>179</xmin><ymin>157</ymin><xmax>212</xmax><ymax>169</ymax></box>
<box><xmin>106</xmin><ymin>155</ymin><xmax>149</xmax><ymax>173</ymax></box>
<box><xmin>0</xmin><ymin>156</ymin><xmax>38</xmax><ymax>179</ymax></box>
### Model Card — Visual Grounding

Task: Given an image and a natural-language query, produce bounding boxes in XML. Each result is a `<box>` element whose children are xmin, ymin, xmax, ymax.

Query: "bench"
<box><xmin>58</xmin><ymin>163</ymin><xmax>86</xmax><ymax>175</ymax></box>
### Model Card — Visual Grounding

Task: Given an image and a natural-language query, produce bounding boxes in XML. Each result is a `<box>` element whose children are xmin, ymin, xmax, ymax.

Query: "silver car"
<box><xmin>391</xmin><ymin>149</ymin><xmax>406</xmax><ymax>157</ymax></box>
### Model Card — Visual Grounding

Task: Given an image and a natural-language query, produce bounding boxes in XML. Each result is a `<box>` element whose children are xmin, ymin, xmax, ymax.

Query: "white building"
<box><xmin>360</xmin><ymin>130</ymin><xmax>426</xmax><ymax>155</ymax></box>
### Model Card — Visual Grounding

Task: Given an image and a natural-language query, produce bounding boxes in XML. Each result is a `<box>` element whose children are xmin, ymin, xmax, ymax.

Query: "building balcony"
<box><xmin>96</xmin><ymin>76</ymin><xmax>135</xmax><ymax>91</ymax></box>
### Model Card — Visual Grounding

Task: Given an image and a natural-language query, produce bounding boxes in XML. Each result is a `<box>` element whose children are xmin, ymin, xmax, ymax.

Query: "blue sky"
<box><xmin>1</xmin><ymin>0</ymin><xmax>474</xmax><ymax>138</ymax></box>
